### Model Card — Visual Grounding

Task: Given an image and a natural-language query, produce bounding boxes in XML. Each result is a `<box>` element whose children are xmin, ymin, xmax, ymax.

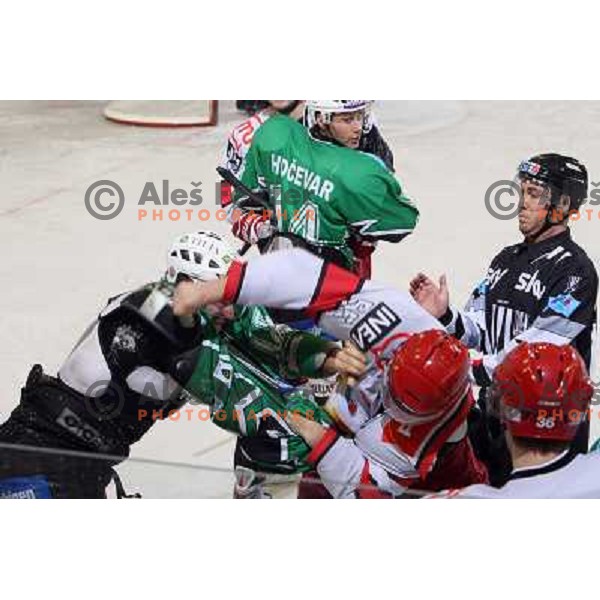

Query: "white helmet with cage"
<box><xmin>305</xmin><ymin>100</ymin><xmax>374</xmax><ymax>132</ymax></box>
<box><xmin>165</xmin><ymin>231</ymin><xmax>235</xmax><ymax>284</ymax></box>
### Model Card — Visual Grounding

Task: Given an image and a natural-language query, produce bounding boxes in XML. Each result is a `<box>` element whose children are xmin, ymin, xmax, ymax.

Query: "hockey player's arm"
<box><xmin>410</xmin><ymin>269</ymin><xmax>488</xmax><ymax>351</ymax></box>
<box><xmin>173</xmin><ymin>249</ymin><xmax>442</xmax><ymax>349</ymax></box>
<box><xmin>219</xmin><ymin>129</ymin><xmax>245</xmax><ymax>221</ymax></box>
<box><xmin>347</xmin><ymin>168</ymin><xmax>419</xmax><ymax>243</ymax></box>
<box><xmin>95</xmin><ymin>288</ymin><xmax>208</xmax><ymax>413</ymax></box>
<box><xmin>227</xmin><ymin>135</ymin><xmax>275</xmax><ymax>244</ymax></box>
<box><xmin>410</xmin><ymin>270</ymin><xmax>489</xmax><ymax>385</ymax></box>
<box><xmin>288</xmin><ymin>414</ymin><xmax>401</xmax><ymax>499</ymax></box>
<box><xmin>223</xmin><ymin>249</ymin><xmax>364</xmax><ymax>321</ymax></box>
<box><xmin>220</xmin><ymin>123</ymin><xmax>251</xmax><ymax>181</ymax></box>
<box><xmin>439</xmin><ymin>284</ymin><xmax>487</xmax><ymax>351</ymax></box>
<box><xmin>232</xmin><ymin>306</ymin><xmax>340</xmax><ymax>379</ymax></box>
<box><xmin>173</xmin><ymin>249</ymin><xmax>361</xmax><ymax>324</ymax></box>
<box><xmin>254</xmin><ymin>327</ymin><xmax>364</xmax><ymax>381</ymax></box>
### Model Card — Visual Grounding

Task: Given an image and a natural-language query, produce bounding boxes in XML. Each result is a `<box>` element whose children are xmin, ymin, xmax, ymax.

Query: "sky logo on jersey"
<box><xmin>350</xmin><ymin>303</ymin><xmax>401</xmax><ymax>350</ymax></box>
<box><xmin>514</xmin><ymin>270</ymin><xmax>546</xmax><ymax>300</ymax></box>
<box><xmin>486</xmin><ymin>267</ymin><xmax>509</xmax><ymax>290</ymax></box>
<box><xmin>547</xmin><ymin>293</ymin><xmax>581</xmax><ymax>317</ymax></box>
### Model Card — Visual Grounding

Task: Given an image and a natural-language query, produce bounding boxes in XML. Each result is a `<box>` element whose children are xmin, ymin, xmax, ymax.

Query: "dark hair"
<box><xmin>309</xmin><ymin>122</ymin><xmax>345</xmax><ymax>147</ymax></box>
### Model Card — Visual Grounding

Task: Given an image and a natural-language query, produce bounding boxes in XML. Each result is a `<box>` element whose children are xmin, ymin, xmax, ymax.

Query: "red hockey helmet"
<box><xmin>493</xmin><ymin>343</ymin><xmax>594</xmax><ymax>442</ymax></box>
<box><xmin>384</xmin><ymin>330</ymin><xmax>471</xmax><ymax>424</ymax></box>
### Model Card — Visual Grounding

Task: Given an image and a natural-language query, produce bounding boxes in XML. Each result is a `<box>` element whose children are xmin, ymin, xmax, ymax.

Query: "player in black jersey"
<box><xmin>410</xmin><ymin>153</ymin><xmax>598</xmax><ymax>485</ymax></box>
<box><xmin>0</xmin><ymin>232</ymin><xmax>236</xmax><ymax>498</ymax></box>
<box><xmin>0</xmin><ymin>231</ymin><xmax>363</xmax><ymax>498</ymax></box>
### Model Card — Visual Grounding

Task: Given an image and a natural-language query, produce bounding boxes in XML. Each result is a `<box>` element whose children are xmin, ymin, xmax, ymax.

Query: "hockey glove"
<box><xmin>232</xmin><ymin>211</ymin><xmax>274</xmax><ymax>245</ymax></box>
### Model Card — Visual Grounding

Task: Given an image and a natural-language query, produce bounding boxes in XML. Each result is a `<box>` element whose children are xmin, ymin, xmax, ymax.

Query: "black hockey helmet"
<box><xmin>517</xmin><ymin>153</ymin><xmax>588</xmax><ymax>212</ymax></box>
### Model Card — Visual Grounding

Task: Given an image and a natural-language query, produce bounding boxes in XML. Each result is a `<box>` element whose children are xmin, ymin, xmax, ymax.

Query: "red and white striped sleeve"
<box><xmin>222</xmin><ymin>249</ymin><xmax>443</xmax><ymax>352</ymax></box>
<box><xmin>223</xmin><ymin>249</ymin><xmax>364</xmax><ymax>318</ymax></box>
<box><xmin>306</xmin><ymin>430</ymin><xmax>412</xmax><ymax>499</ymax></box>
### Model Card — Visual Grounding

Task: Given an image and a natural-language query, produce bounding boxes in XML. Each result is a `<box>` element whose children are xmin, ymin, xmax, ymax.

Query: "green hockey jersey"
<box><xmin>179</xmin><ymin>304</ymin><xmax>334</xmax><ymax>473</ymax></box>
<box><xmin>239</xmin><ymin>114</ymin><xmax>419</xmax><ymax>269</ymax></box>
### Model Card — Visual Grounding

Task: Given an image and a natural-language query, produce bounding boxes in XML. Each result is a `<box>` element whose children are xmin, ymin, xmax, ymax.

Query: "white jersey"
<box><xmin>222</xmin><ymin>249</ymin><xmax>488</xmax><ymax>497</ymax></box>
<box><xmin>437</xmin><ymin>451</ymin><xmax>600</xmax><ymax>498</ymax></box>
<box><xmin>220</xmin><ymin>109</ymin><xmax>272</xmax><ymax>177</ymax></box>
<box><xmin>224</xmin><ymin>248</ymin><xmax>442</xmax><ymax>351</ymax></box>
<box><xmin>306</xmin><ymin>408</ymin><xmax>486</xmax><ymax>499</ymax></box>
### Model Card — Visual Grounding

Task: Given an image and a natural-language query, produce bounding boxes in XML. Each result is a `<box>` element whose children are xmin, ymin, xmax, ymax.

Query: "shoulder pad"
<box><xmin>115</xmin><ymin>285</ymin><xmax>201</xmax><ymax>350</ymax></box>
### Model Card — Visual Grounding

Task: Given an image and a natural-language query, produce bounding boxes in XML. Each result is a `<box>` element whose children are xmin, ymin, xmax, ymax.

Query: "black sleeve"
<box><xmin>98</xmin><ymin>287</ymin><xmax>205</xmax><ymax>378</ymax></box>
<box><xmin>533</xmin><ymin>258</ymin><xmax>599</xmax><ymax>368</ymax></box>
<box><xmin>120</xmin><ymin>286</ymin><xmax>202</xmax><ymax>349</ymax></box>
<box><xmin>360</xmin><ymin>125</ymin><xmax>395</xmax><ymax>171</ymax></box>
<box><xmin>473</xmin><ymin>255</ymin><xmax>598</xmax><ymax>380</ymax></box>
<box><xmin>99</xmin><ymin>309</ymin><xmax>178</xmax><ymax>377</ymax></box>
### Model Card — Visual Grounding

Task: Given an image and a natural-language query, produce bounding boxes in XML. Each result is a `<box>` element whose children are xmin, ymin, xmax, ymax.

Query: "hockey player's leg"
<box><xmin>0</xmin><ymin>400</ymin><xmax>68</xmax><ymax>498</ymax></box>
<box><xmin>0</xmin><ymin>416</ymin><xmax>114</xmax><ymax>499</ymax></box>
<box><xmin>228</xmin><ymin>390</ymin><xmax>332</xmax><ymax>498</ymax></box>
<box><xmin>0</xmin><ymin>365</ymin><xmax>117</xmax><ymax>498</ymax></box>
<box><xmin>233</xmin><ymin>466</ymin><xmax>301</xmax><ymax>499</ymax></box>
<box><xmin>0</xmin><ymin>473</ymin><xmax>53</xmax><ymax>499</ymax></box>
<box><xmin>231</xmin><ymin>432</ymin><xmax>306</xmax><ymax>499</ymax></box>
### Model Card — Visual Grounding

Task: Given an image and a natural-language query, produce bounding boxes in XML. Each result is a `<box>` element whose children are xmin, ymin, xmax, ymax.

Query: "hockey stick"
<box><xmin>216</xmin><ymin>166</ymin><xmax>272</xmax><ymax>210</ymax></box>
<box><xmin>216</xmin><ymin>166</ymin><xmax>275</xmax><ymax>256</ymax></box>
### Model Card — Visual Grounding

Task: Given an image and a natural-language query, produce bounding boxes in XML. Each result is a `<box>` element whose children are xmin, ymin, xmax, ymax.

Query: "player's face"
<box><xmin>327</xmin><ymin>111</ymin><xmax>365</xmax><ymax>148</ymax></box>
<box><xmin>518</xmin><ymin>179</ymin><xmax>551</xmax><ymax>237</ymax></box>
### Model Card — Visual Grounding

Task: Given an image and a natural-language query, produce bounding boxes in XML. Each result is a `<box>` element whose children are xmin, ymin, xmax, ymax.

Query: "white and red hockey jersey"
<box><xmin>220</xmin><ymin>109</ymin><xmax>272</xmax><ymax>179</ymax></box>
<box><xmin>434</xmin><ymin>451</ymin><xmax>600</xmax><ymax>498</ymax></box>
<box><xmin>305</xmin><ymin>398</ymin><xmax>488</xmax><ymax>498</ymax></box>
<box><xmin>223</xmin><ymin>248</ymin><xmax>442</xmax><ymax>351</ymax></box>
<box><xmin>223</xmin><ymin>249</ymin><xmax>489</xmax><ymax>497</ymax></box>
<box><xmin>219</xmin><ymin>109</ymin><xmax>273</xmax><ymax>222</ymax></box>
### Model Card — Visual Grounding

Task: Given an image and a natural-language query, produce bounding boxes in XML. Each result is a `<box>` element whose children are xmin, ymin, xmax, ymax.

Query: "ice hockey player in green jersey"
<box><xmin>232</xmin><ymin>102</ymin><xmax>419</xmax><ymax>273</ymax></box>
<box><xmin>165</xmin><ymin>232</ymin><xmax>367</xmax><ymax>497</ymax></box>
<box><xmin>163</xmin><ymin>232</ymin><xmax>364</xmax><ymax>472</ymax></box>
<box><xmin>0</xmin><ymin>231</ymin><xmax>365</xmax><ymax>498</ymax></box>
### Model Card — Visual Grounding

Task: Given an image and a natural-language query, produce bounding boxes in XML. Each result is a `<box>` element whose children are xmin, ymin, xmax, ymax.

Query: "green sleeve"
<box><xmin>230</xmin><ymin>306</ymin><xmax>337</xmax><ymax>379</ymax></box>
<box><xmin>343</xmin><ymin>161</ymin><xmax>419</xmax><ymax>241</ymax></box>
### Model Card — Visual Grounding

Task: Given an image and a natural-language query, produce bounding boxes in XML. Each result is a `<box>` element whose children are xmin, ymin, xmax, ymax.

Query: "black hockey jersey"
<box><xmin>441</xmin><ymin>229</ymin><xmax>598</xmax><ymax>386</ymax></box>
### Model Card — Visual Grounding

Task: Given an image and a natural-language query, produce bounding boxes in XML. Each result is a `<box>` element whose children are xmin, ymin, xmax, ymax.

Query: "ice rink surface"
<box><xmin>0</xmin><ymin>101</ymin><xmax>598</xmax><ymax>497</ymax></box>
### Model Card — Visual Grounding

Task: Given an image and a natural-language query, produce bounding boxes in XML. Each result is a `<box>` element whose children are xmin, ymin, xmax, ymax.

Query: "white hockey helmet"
<box><xmin>305</xmin><ymin>100</ymin><xmax>374</xmax><ymax>132</ymax></box>
<box><xmin>165</xmin><ymin>231</ymin><xmax>235</xmax><ymax>284</ymax></box>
